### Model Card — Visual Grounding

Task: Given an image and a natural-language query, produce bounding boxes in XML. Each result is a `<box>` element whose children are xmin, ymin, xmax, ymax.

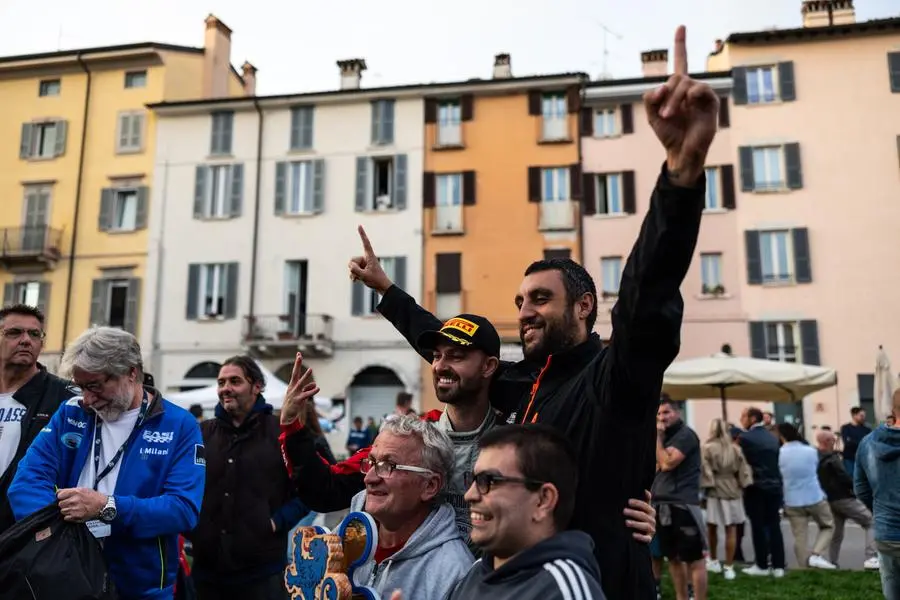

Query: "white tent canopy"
<box><xmin>662</xmin><ymin>352</ymin><xmax>838</xmax><ymax>420</ymax></box>
<box><xmin>166</xmin><ymin>360</ymin><xmax>330</xmax><ymax>413</ymax></box>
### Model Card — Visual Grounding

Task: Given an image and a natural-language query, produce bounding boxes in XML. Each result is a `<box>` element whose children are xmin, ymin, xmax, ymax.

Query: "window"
<box><xmin>116</xmin><ymin>112</ymin><xmax>145</xmax><ymax>153</ymax></box>
<box><xmin>752</xmin><ymin>147</ymin><xmax>783</xmax><ymax>191</ymax></box>
<box><xmin>186</xmin><ymin>263</ymin><xmax>238</xmax><ymax>320</ymax></box>
<box><xmin>542</xmin><ymin>168</ymin><xmax>569</xmax><ymax>202</ymax></box>
<box><xmin>124</xmin><ymin>71</ymin><xmax>147</xmax><ymax>89</ymax></box>
<box><xmin>435</xmin><ymin>174</ymin><xmax>462</xmax><ymax>232</ymax></box>
<box><xmin>193</xmin><ymin>164</ymin><xmax>243</xmax><ymax>219</ymax></box>
<box><xmin>600</xmin><ymin>257</ymin><xmax>622</xmax><ymax>297</ymax></box>
<box><xmin>541</xmin><ymin>94</ymin><xmax>568</xmax><ymax>140</ymax></box>
<box><xmin>594</xmin><ymin>109</ymin><xmax>617</xmax><ymax>137</ymax></box>
<box><xmin>21</xmin><ymin>185</ymin><xmax>50</xmax><ymax>253</ymax></box>
<box><xmin>705</xmin><ymin>167</ymin><xmax>721</xmax><ymax>210</ymax></box>
<box><xmin>38</xmin><ymin>79</ymin><xmax>60</xmax><ymax>97</ymax></box>
<box><xmin>99</xmin><ymin>186</ymin><xmax>148</xmax><ymax>232</ymax></box>
<box><xmin>595</xmin><ymin>173</ymin><xmax>623</xmax><ymax>215</ymax></box>
<box><xmin>435</xmin><ymin>253</ymin><xmax>462</xmax><ymax>319</ymax></box>
<box><xmin>371</xmin><ymin>100</ymin><xmax>395</xmax><ymax>145</ymax></box>
<box><xmin>764</xmin><ymin>322</ymin><xmax>798</xmax><ymax>363</ymax></box>
<box><xmin>2</xmin><ymin>281</ymin><xmax>48</xmax><ymax>314</ymax></box>
<box><xmin>353</xmin><ymin>257</ymin><xmax>404</xmax><ymax>316</ymax></box>
<box><xmin>745</xmin><ymin>66</ymin><xmax>776</xmax><ymax>104</ymax></box>
<box><xmin>19</xmin><ymin>121</ymin><xmax>67</xmax><ymax>159</ymax></box>
<box><xmin>355</xmin><ymin>155</ymin><xmax>408</xmax><ymax>212</ymax></box>
<box><xmin>89</xmin><ymin>277</ymin><xmax>141</xmax><ymax>333</ymax></box>
<box><xmin>700</xmin><ymin>253</ymin><xmax>723</xmax><ymax>294</ymax></box>
<box><xmin>287</xmin><ymin>161</ymin><xmax>322</xmax><ymax>214</ymax></box>
<box><xmin>210</xmin><ymin>111</ymin><xmax>234</xmax><ymax>155</ymax></box>
<box><xmin>890</xmin><ymin>52</ymin><xmax>900</xmax><ymax>93</ymax></box>
<box><xmin>290</xmin><ymin>106</ymin><xmax>314</xmax><ymax>150</ymax></box>
<box><xmin>759</xmin><ymin>230</ymin><xmax>791</xmax><ymax>283</ymax></box>
<box><xmin>539</xmin><ymin>167</ymin><xmax>572</xmax><ymax>230</ymax></box>
<box><xmin>437</xmin><ymin>101</ymin><xmax>462</xmax><ymax>146</ymax></box>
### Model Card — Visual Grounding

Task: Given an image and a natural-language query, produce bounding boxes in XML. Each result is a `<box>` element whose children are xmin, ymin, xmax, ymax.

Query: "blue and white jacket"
<box><xmin>8</xmin><ymin>387</ymin><xmax>205</xmax><ymax>600</ymax></box>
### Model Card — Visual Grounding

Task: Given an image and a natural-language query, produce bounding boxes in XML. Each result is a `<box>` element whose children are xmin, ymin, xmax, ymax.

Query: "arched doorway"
<box><xmin>348</xmin><ymin>366</ymin><xmax>404</xmax><ymax>423</ymax></box>
<box><xmin>275</xmin><ymin>361</ymin><xmax>314</xmax><ymax>384</ymax></box>
<box><xmin>181</xmin><ymin>361</ymin><xmax>222</xmax><ymax>391</ymax></box>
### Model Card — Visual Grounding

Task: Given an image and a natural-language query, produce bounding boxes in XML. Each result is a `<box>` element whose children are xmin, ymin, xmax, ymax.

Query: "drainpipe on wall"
<box><xmin>60</xmin><ymin>55</ymin><xmax>93</xmax><ymax>354</ymax></box>
<box><xmin>247</xmin><ymin>98</ymin><xmax>264</xmax><ymax>332</ymax></box>
<box><xmin>149</xmin><ymin>158</ymin><xmax>170</xmax><ymax>380</ymax></box>
<box><xmin>576</xmin><ymin>74</ymin><xmax>588</xmax><ymax>266</ymax></box>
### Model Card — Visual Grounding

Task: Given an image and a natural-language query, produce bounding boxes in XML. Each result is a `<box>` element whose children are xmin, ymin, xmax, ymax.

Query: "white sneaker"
<box><xmin>772</xmin><ymin>568</ymin><xmax>785</xmax><ymax>578</ymax></box>
<box><xmin>808</xmin><ymin>555</ymin><xmax>837</xmax><ymax>570</ymax></box>
<box><xmin>723</xmin><ymin>565</ymin><xmax>736</xmax><ymax>580</ymax></box>
<box><xmin>742</xmin><ymin>565</ymin><xmax>771</xmax><ymax>576</ymax></box>
<box><xmin>706</xmin><ymin>559</ymin><xmax>722</xmax><ymax>573</ymax></box>
<box><xmin>864</xmin><ymin>557</ymin><xmax>880</xmax><ymax>570</ymax></box>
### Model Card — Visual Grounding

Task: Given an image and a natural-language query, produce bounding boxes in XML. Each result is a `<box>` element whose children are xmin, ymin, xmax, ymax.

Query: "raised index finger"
<box><xmin>289</xmin><ymin>352</ymin><xmax>304</xmax><ymax>385</ymax></box>
<box><xmin>358</xmin><ymin>225</ymin><xmax>375</xmax><ymax>258</ymax></box>
<box><xmin>673</xmin><ymin>25</ymin><xmax>687</xmax><ymax>75</ymax></box>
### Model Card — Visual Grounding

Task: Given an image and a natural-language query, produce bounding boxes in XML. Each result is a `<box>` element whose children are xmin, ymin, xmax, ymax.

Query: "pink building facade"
<box><xmin>580</xmin><ymin>5</ymin><xmax>900</xmax><ymax>437</ymax></box>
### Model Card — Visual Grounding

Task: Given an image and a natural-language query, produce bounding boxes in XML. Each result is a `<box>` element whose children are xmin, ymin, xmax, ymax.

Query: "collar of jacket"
<box><xmin>501</xmin><ymin>333</ymin><xmax>603</xmax><ymax>382</ymax></box>
<box><xmin>214</xmin><ymin>394</ymin><xmax>272</xmax><ymax>426</ymax></box>
<box><xmin>665</xmin><ymin>419</ymin><xmax>685</xmax><ymax>442</ymax></box>
<box><xmin>11</xmin><ymin>363</ymin><xmax>53</xmax><ymax>407</ymax></box>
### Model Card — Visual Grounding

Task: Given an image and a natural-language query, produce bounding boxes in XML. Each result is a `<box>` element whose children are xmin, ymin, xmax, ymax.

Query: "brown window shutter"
<box><xmin>435</xmin><ymin>253</ymin><xmax>462</xmax><ymax>293</ymax></box>
<box><xmin>718</xmin><ymin>96</ymin><xmax>730</xmax><ymax>128</ymax></box>
<box><xmin>462</xmin><ymin>171</ymin><xmax>476</xmax><ymax>205</ymax></box>
<box><xmin>527</xmin><ymin>167</ymin><xmax>542</xmax><ymax>202</ymax></box>
<box><xmin>582</xmin><ymin>173</ymin><xmax>596</xmax><ymax>216</ymax></box>
<box><xmin>423</xmin><ymin>172</ymin><xmax>436</xmax><ymax>207</ymax></box>
<box><xmin>527</xmin><ymin>91</ymin><xmax>542</xmax><ymax>116</ymax></box>
<box><xmin>461</xmin><ymin>95</ymin><xmax>474</xmax><ymax>121</ymax></box>
<box><xmin>720</xmin><ymin>165</ymin><xmax>736</xmax><ymax>209</ymax></box>
<box><xmin>622</xmin><ymin>171</ymin><xmax>637</xmax><ymax>214</ymax></box>
<box><xmin>620</xmin><ymin>104</ymin><xmax>634</xmax><ymax>135</ymax></box>
<box><xmin>424</xmin><ymin>99</ymin><xmax>437</xmax><ymax>124</ymax></box>
<box><xmin>569</xmin><ymin>164</ymin><xmax>583</xmax><ymax>199</ymax></box>
<box><xmin>544</xmin><ymin>248</ymin><xmax>571</xmax><ymax>260</ymax></box>
<box><xmin>566</xmin><ymin>86</ymin><xmax>580</xmax><ymax>113</ymax></box>
<box><xmin>580</xmin><ymin>108</ymin><xmax>593</xmax><ymax>137</ymax></box>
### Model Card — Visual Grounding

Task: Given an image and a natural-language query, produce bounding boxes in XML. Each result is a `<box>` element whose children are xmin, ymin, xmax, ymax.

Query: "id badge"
<box><xmin>86</xmin><ymin>519</ymin><xmax>111</xmax><ymax>539</ymax></box>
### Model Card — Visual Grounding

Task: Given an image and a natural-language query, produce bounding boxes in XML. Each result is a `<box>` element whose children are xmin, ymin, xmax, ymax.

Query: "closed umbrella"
<box><xmin>874</xmin><ymin>345</ymin><xmax>895</xmax><ymax>424</ymax></box>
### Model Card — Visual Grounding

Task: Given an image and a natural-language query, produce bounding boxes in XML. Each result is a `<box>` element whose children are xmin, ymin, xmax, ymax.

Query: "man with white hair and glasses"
<box><xmin>8</xmin><ymin>326</ymin><xmax>206</xmax><ymax>600</ymax></box>
<box><xmin>346</xmin><ymin>414</ymin><xmax>472</xmax><ymax>599</ymax></box>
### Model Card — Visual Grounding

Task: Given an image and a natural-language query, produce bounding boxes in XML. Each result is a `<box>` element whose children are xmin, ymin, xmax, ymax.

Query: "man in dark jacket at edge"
<box><xmin>284</xmin><ymin>25</ymin><xmax>717</xmax><ymax>600</ymax></box>
<box><xmin>0</xmin><ymin>304</ymin><xmax>74</xmax><ymax>533</ymax></box>
<box><xmin>188</xmin><ymin>356</ymin><xmax>307</xmax><ymax>600</ymax></box>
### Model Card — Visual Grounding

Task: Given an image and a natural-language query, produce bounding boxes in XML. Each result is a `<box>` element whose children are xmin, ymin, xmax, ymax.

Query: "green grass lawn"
<box><xmin>662</xmin><ymin>569</ymin><xmax>884</xmax><ymax>599</ymax></box>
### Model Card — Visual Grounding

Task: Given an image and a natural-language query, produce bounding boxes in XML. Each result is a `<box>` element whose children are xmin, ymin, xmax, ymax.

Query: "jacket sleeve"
<box><xmin>271</xmin><ymin>498</ymin><xmax>310</xmax><ymax>533</ymax></box>
<box><xmin>8</xmin><ymin>408</ymin><xmax>67</xmax><ymax>519</ymax></box>
<box><xmin>280</xmin><ymin>420</ymin><xmax>366</xmax><ymax>512</ymax></box>
<box><xmin>376</xmin><ymin>285</ymin><xmax>445</xmax><ymax>362</ymax></box>
<box><xmin>599</xmin><ymin>163</ymin><xmax>704</xmax><ymax>422</ymax></box>
<box><xmin>853</xmin><ymin>443</ymin><xmax>873</xmax><ymax>510</ymax></box>
<box><xmin>830</xmin><ymin>455</ymin><xmax>855</xmax><ymax>491</ymax></box>
<box><xmin>114</xmin><ymin>415</ymin><xmax>205</xmax><ymax>538</ymax></box>
<box><xmin>535</xmin><ymin>562</ymin><xmax>607</xmax><ymax>600</ymax></box>
<box><xmin>699</xmin><ymin>445</ymin><xmax>715</xmax><ymax>490</ymax></box>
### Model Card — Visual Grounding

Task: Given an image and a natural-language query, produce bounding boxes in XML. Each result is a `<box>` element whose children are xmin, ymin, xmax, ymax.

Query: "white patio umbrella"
<box><xmin>874</xmin><ymin>345</ymin><xmax>896</xmax><ymax>424</ymax></box>
<box><xmin>662</xmin><ymin>352</ymin><xmax>838</xmax><ymax>421</ymax></box>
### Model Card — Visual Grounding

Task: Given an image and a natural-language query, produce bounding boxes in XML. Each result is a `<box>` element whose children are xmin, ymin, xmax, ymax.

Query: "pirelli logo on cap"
<box><xmin>442</xmin><ymin>317</ymin><xmax>479</xmax><ymax>337</ymax></box>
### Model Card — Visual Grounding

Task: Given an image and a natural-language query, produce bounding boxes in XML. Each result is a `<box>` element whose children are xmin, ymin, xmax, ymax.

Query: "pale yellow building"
<box><xmin>0</xmin><ymin>14</ymin><xmax>253</xmax><ymax>365</ymax></box>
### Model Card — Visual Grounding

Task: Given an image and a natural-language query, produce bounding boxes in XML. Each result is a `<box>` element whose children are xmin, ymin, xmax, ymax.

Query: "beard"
<box><xmin>521</xmin><ymin>310</ymin><xmax>580</xmax><ymax>364</ymax></box>
<box><xmin>434</xmin><ymin>374</ymin><xmax>482</xmax><ymax>406</ymax></box>
<box><xmin>93</xmin><ymin>381</ymin><xmax>137</xmax><ymax>422</ymax></box>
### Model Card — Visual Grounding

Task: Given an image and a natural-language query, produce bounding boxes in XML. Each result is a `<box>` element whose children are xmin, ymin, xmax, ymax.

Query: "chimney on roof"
<box><xmin>802</xmin><ymin>0</ymin><xmax>855</xmax><ymax>28</ymax></box>
<box><xmin>713</xmin><ymin>39</ymin><xmax>725</xmax><ymax>54</ymax></box>
<box><xmin>203</xmin><ymin>14</ymin><xmax>232</xmax><ymax>99</ymax></box>
<box><xmin>337</xmin><ymin>59</ymin><xmax>367</xmax><ymax>90</ymax></box>
<box><xmin>641</xmin><ymin>49</ymin><xmax>669</xmax><ymax>78</ymax></box>
<box><xmin>493</xmin><ymin>54</ymin><xmax>512</xmax><ymax>79</ymax></box>
<box><xmin>241</xmin><ymin>62</ymin><xmax>257</xmax><ymax>96</ymax></box>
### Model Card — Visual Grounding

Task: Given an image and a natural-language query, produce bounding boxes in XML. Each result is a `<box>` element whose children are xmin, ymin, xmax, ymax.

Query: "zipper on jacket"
<box><xmin>522</xmin><ymin>356</ymin><xmax>553</xmax><ymax>424</ymax></box>
<box><xmin>157</xmin><ymin>536</ymin><xmax>166</xmax><ymax>588</ymax></box>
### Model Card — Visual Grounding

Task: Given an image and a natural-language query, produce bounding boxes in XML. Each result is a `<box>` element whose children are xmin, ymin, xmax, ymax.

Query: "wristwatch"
<box><xmin>99</xmin><ymin>496</ymin><xmax>117</xmax><ymax>523</ymax></box>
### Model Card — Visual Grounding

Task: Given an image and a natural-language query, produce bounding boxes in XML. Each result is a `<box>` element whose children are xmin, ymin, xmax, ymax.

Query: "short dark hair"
<box><xmin>524</xmin><ymin>259</ymin><xmax>597</xmax><ymax>332</ymax></box>
<box><xmin>659</xmin><ymin>397</ymin><xmax>678</xmax><ymax>409</ymax></box>
<box><xmin>777</xmin><ymin>422</ymin><xmax>802</xmax><ymax>443</ymax></box>
<box><xmin>851</xmin><ymin>406</ymin><xmax>863</xmax><ymax>416</ymax></box>
<box><xmin>478</xmin><ymin>424</ymin><xmax>578</xmax><ymax>531</ymax></box>
<box><xmin>0</xmin><ymin>304</ymin><xmax>45</xmax><ymax>327</ymax></box>
<box><xmin>189</xmin><ymin>404</ymin><xmax>204</xmax><ymax>418</ymax></box>
<box><xmin>221</xmin><ymin>355</ymin><xmax>266</xmax><ymax>391</ymax></box>
<box><xmin>396</xmin><ymin>391</ymin><xmax>412</xmax><ymax>407</ymax></box>
<box><xmin>746</xmin><ymin>407</ymin><xmax>764</xmax><ymax>425</ymax></box>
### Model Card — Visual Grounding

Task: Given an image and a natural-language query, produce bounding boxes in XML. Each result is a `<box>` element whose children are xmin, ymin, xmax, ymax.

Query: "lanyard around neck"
<box><xmin>92</xmin><ymin>393</ymin><xmax>150</xmax><ymax>490</ymax></box>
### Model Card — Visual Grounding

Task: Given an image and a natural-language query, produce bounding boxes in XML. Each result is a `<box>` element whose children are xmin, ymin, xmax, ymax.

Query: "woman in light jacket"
<box><xmin>702</xmin><ymin>418</ymin><xmax>754</xmax><ymax>580</ymax></box>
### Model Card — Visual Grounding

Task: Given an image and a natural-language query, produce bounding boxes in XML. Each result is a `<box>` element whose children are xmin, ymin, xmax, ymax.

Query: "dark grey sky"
<box><xmin>0</xmin><ymin>0</ymin><xmax>896</xmax><ymax>94</ymax></box>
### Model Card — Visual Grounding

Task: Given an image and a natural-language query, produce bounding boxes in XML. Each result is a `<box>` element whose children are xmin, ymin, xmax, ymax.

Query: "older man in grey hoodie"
<box><xmin>350</xmin><ymin>414</ymin><xmax>472</xmax><ymax>599</ymax></box>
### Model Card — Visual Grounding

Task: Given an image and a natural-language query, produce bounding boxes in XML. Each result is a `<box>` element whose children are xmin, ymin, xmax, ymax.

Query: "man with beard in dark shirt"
<box><xmin>342</xmin><ymin>25</ymin><xmax>717</xmax><ymax>600</ymax></box>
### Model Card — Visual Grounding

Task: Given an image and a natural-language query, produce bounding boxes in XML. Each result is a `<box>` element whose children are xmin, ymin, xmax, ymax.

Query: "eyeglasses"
<box><xmin>360</xmin><ymin>456</ymin><xmax>434</xmax><ymax>479</ymax></box>
<box><xmin>2</xmin><ymin>327</ymin><xmax>45</xmax><ymax>340</ymax></box>
<box><xmin>73</xmin><ymin>374</ymin><xmax>114</xmax><ymax>394</ymax></box>
<box><xmin>464</xmin><ymin>471</ymin><xmax>545</xmax><ymax>495</ymax></box>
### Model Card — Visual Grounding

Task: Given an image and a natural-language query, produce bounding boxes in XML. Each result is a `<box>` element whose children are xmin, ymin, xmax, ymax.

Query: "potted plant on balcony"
<box><xmin>701</xmin><ymin>284</ymin><xmax>726</xmax><ymax>297</ymax></box>
<box><xmin>601</xmin><ymin>290</ymin><xmax>619</xmax><ymax>301</ymax></box>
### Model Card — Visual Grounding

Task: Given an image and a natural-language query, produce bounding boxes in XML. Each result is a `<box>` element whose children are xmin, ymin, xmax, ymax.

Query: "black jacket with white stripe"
<box><xmin>445</xmin><ymin>530</ymin><xmax>606</xmax><ymax>600</ymax></box>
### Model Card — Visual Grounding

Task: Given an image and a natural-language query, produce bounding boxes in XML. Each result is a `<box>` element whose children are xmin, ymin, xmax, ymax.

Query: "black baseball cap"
<box><xmin>416</xmin><ymin>314</ymin><xmax>501</xmax><ymax>358</ymax></box>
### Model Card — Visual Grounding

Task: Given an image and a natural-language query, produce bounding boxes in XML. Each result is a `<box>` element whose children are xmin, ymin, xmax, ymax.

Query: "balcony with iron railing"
<box><xmin>242</xmin><ymin>313</ymin><xmax>334</xmax><ymax>358</ymax></box>
<box><xmin>0</xmin><ymin>226</ymin><xmax>63</xmax><ymax>269</ymax></box>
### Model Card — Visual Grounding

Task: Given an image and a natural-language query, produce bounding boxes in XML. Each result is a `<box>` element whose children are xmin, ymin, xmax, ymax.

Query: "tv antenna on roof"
<box><xmin>593</xmin><ymin>20</ymin><xmax>623</xmax><ymax>79</ymax></box>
